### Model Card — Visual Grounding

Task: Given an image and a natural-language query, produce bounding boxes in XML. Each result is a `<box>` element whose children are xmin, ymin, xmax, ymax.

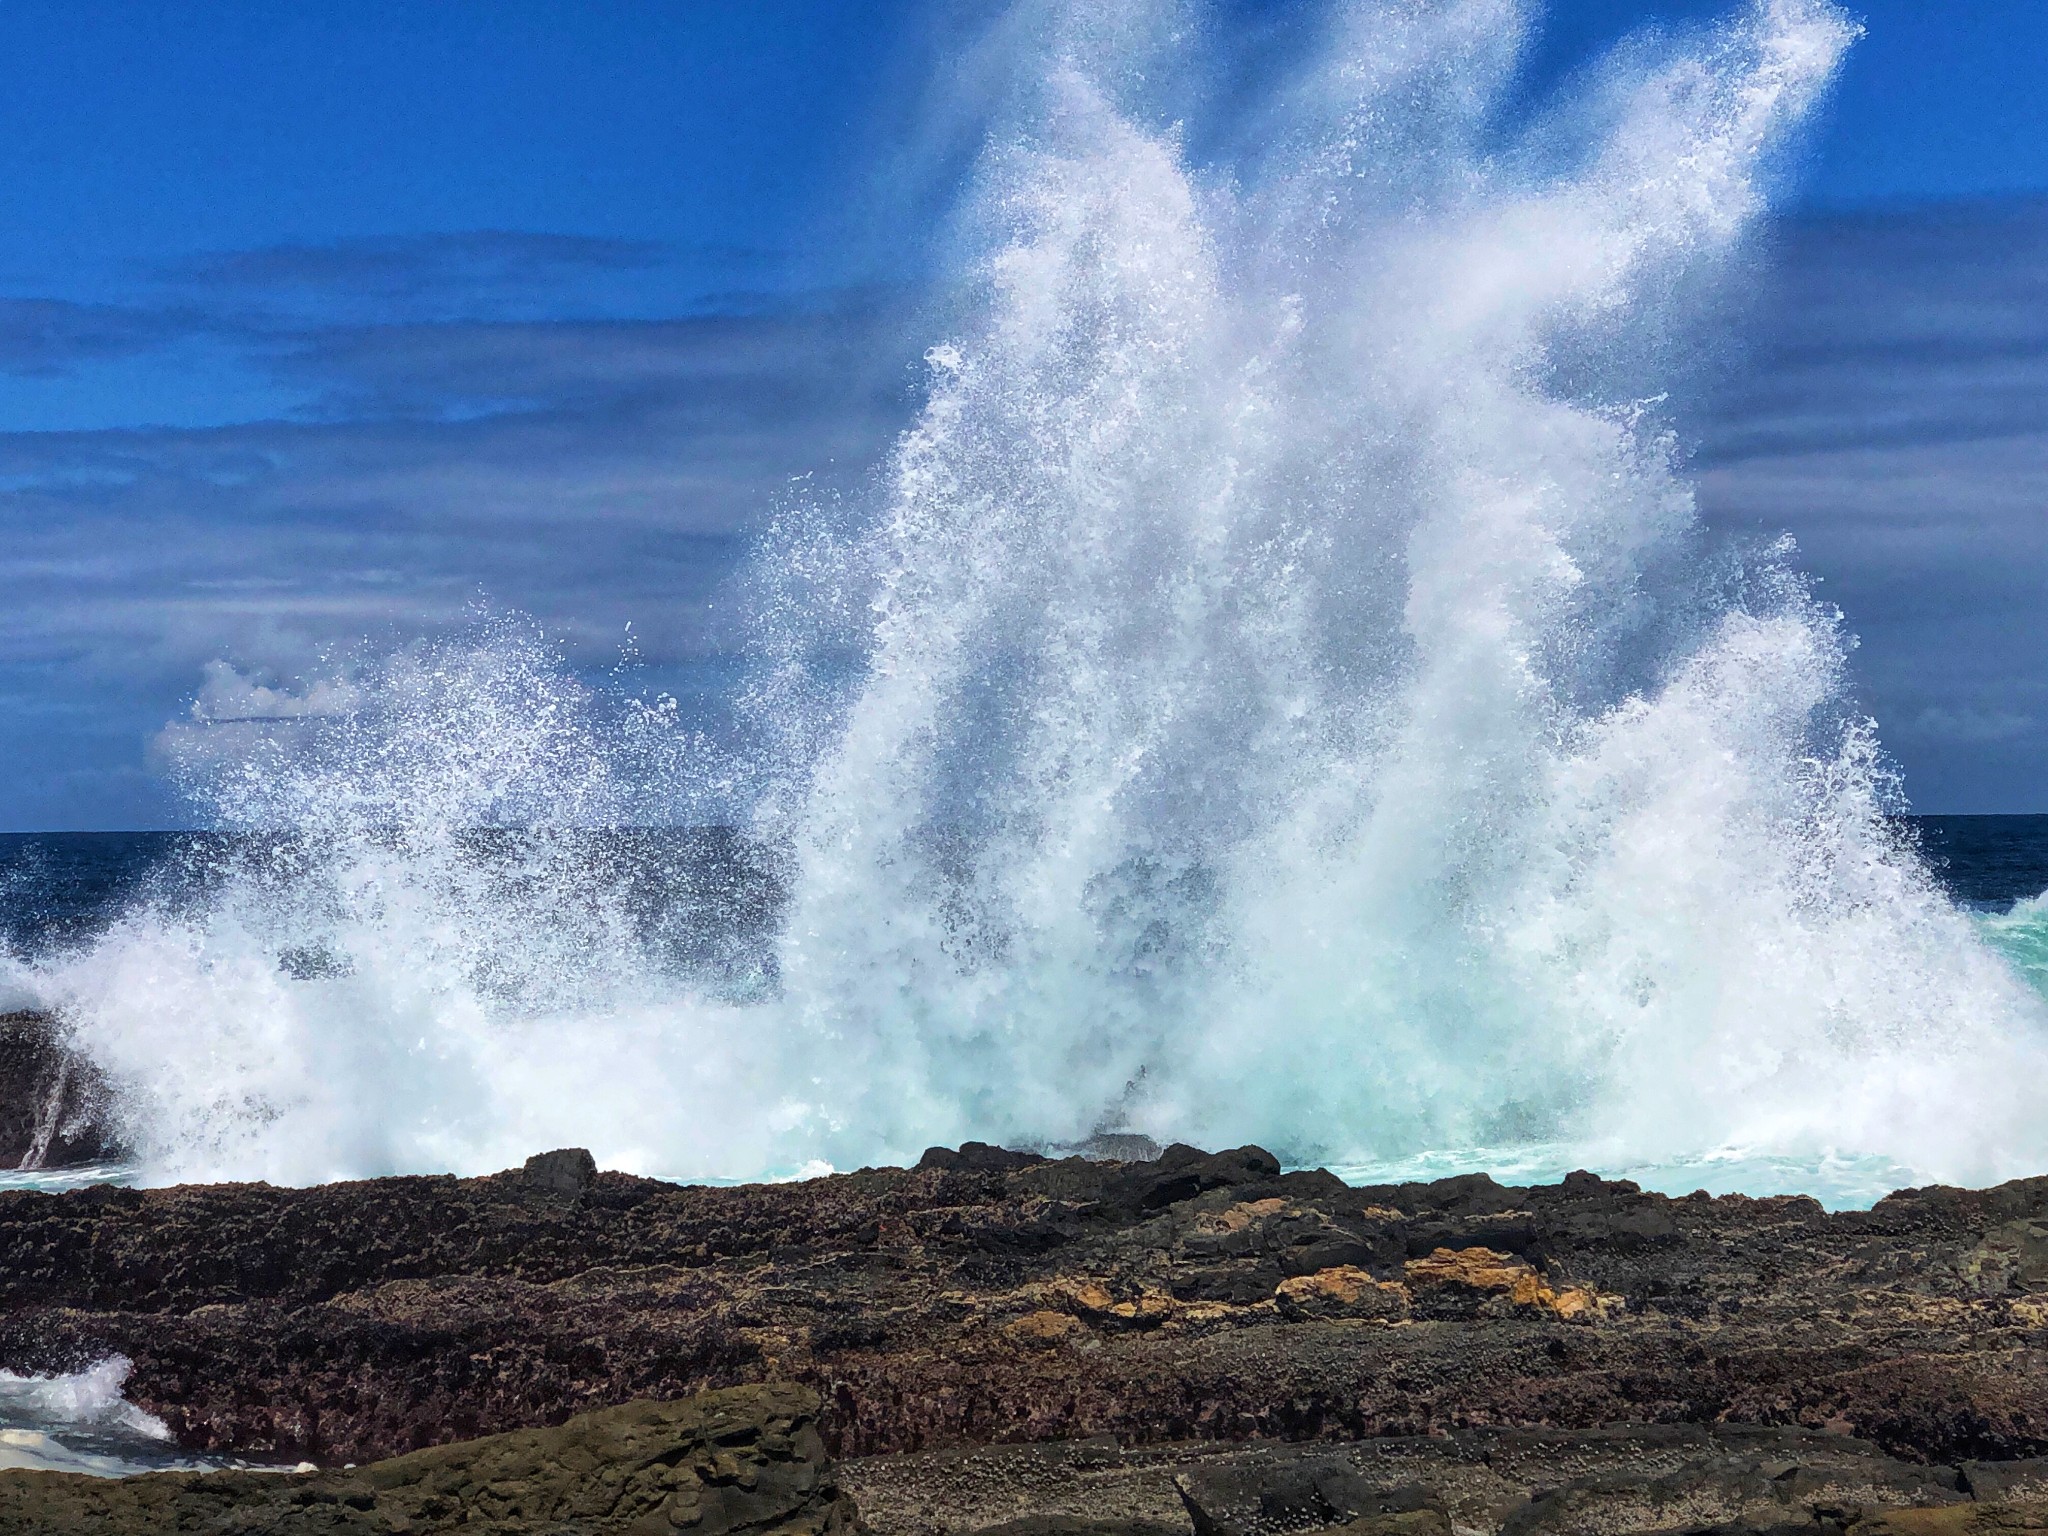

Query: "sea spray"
<box><xmin>24</xmin><ymin>625</ymin><xmax>793</xmax><ymax>1183</ymax></box>
<box><xmin>0</xmin><ymin>1359</ymin><xmax>169</xmax><ymax>1445</ymax></box>
<box><xmin>764</xmin><ymin>0</ymin><xmax>2048</xmax><ymax>1179</ymax></box>
<box><xmin>0</xmin><ymin>1357</ymin><xmax>241</xmax><ymax>1476</ymax></box>
<box><xmin>17</xmin><ymin>0</ymin><xmax>2048</xmax><ymax>1191</ymax></box>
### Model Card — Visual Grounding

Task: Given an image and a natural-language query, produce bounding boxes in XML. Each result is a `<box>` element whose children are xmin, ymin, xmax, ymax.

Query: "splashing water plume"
<box><xmin>26</xmin><ymin>624</ymin><xmax>789</xmax><ymax>1184</ymax></box>
<box><xmin>18</xmin><ymin>0</ymin><xmax>2048</xmax><ymax>1193</ymax></box>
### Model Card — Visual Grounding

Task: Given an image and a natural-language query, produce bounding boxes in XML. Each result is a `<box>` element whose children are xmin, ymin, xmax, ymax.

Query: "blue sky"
<box><xmin>0</xmin><ymin>0</ymin><xmax>2045</xmax><ymax>824</ymax></box>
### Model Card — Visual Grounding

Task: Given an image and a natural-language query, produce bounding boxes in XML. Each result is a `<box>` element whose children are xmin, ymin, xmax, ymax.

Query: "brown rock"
<box><xmin>0</xmin><ymin>1382</ymin><xmax>858</xmax><ymax>1535</ymax></box>
<box><xmin>1856</xmin><ymin>1507</ymin><xmax>2048</xmax><ymax>1536</ymax></box>
<box><xmin>1006</xmin><ymin>1310</ymin><xmax>1088</xmax><ymax>1347</ymax></box>
<box><xmin>4</xmin><ymin>1145</ymin><xmax>2048</xmax><ymax>1470</ymax></box>
<box><xmin>844</xmin><ymin>1421</ymin><xmax>1992</xmax><ymax>1536</ymax></box>
<box><xmin>1401</xmin><ymin>1246</ymin><xmax>1617</xmax><ymax>1321</ymax></box>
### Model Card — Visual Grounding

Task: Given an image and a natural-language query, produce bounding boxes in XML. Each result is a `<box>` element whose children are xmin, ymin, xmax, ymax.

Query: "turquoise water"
<box><xmin>1325</xmin><ymin>897</ymin><xmax>2048</xmax><ymax>1211</ymax></box>
<box><xmin>1981</xmin><ymin>893</ymin><xmax>2048</xmax><ymax>994</ymax></box>
<box><xmin>0</xmin><ymin>1162</ymin><xmax>135</xmax><ymax>1194</ymax></box>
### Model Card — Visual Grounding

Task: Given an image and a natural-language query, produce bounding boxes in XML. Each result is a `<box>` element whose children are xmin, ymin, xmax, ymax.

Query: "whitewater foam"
<box><xmin>12</xmin><ymin>0</ymin><xmax>2048</xmax><ymax>1193</ymax></box>
<box><xmin>0</xmin><ymin>1359</ymin><xmax>167</xmax><ymax>1442</ymax></box>
<box><xmin>0</xmin><ymin>1357</ymin><xmax>266</xmax><ymax>1475</ymax></box>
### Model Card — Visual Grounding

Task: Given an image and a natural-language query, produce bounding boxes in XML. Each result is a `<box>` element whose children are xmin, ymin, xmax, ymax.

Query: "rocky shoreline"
<box><xmin>5</xmin><ymin>1136</ymin><xmax>2048</xmax><ymax>1531</ymax></box>
<box><xmin>17</xmin><ymin>1390</ymin><xmax>2048</xmax><ymax>1536</ymax></box>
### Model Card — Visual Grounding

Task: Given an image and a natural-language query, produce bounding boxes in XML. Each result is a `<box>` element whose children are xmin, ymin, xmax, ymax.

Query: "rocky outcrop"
<box><xmin>6</xmin><ymin>1145</ymin><xmax>2048</xmax><ymax>1476</ymax></box>
<box><xmin>0</xmin><ymin>1011</ymin><xmax>120</xmax><ymax>1169</ymax></box>
<box><xmin>0</xmin><ymin>1382</ymin><xmax>859</xmax><ymax>1535</ymax></box>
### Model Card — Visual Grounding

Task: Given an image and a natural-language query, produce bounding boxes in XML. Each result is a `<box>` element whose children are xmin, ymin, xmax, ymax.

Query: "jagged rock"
<box><xmin>1272</xmin><ymin>1264</ymin><xmax>1411</xmax><ymax>1321</ymax></box>
<box><xmin>1097</xmin><ymin>1145</ymin><xmax>1286</xmax><ymax>1218</ymax></box>
<box><xmin>0</xmin><ymin>1011</ymin><xmax>120</xmax><ymax>1170</ymax></box>
<box><xmin>0</xmin><ymin>1382</ymin><xmax>860</xmax><ymax>1535</ymax></box>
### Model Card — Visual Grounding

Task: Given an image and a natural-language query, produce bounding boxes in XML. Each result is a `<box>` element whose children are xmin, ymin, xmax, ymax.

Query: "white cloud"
<box><xmin>187</xmin><ymin>660</ymin><xmax>358</xmax><ymax>724</ymax></box>
<box><xmin>150</xmin><ymin>661</ymin><xmax>362</xmax><ymax>776</ymax></box>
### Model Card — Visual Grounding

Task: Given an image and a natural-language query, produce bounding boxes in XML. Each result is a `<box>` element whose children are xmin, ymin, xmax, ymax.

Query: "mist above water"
<box><xmin>15</xmin><ymin>0</ymin><xmax>2048</xmax><ymax>1194</ymax></box>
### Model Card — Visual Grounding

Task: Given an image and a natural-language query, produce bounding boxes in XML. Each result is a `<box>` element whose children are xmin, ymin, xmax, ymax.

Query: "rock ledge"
<box><xmin>0</xmin><ymin>1382</ymin><xmax>857</xmax><ymax>1535</ymax></box>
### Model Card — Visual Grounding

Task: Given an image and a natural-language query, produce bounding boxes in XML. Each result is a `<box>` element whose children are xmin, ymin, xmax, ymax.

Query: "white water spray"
<box><xmin>18</xmin><ymin>0</ymin><xmax>2048</xmax><ymax>1193</ymax></box>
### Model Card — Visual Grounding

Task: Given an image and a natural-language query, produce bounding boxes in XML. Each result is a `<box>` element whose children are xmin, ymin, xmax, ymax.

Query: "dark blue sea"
<box><xmin>2</xmin><ymin>819</ymin><xmax>2043</xmax><ymax>960</ymax></box>
<box><xmin>1909</xmin><ymin>816</ymin><xmax>2048</xmax><ymax>908</ymax></box>
<box><xmin>0</xmin><ymin>828</ymin><xmax>779</xmax><ymax>965</ymax></box>
<box><xmin>0</xmin><ymin>819</ymin><xmax>2039</xmax><ymax>962</ymax></box>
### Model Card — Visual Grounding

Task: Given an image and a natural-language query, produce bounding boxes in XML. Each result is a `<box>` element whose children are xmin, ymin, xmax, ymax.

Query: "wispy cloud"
<box><xmin>5</xmin><ymin>199</ymin><xmax>2047</xmax><ymax>824</ymax></box>
<box><xmin>1698</xmin><ymin>197</ymin><xmax>2048</xmax><ymax>811</ymax></box>
<box><xmin>0</xmin><ymin>233</ymin><xmax>925</xmax><ymax>826</ymax></box>
<box><xmin>0</xmin><ymin>305</ymin><xmax>918</xmax><ymax>657</ymax></box>
<box><xmin>169</xmin><ymin>230</ymin><xmax>671</xmax><ymax>293</ymax></box>
<box><xmin>0</xmin><ymin>297</ymin><xmax>197</xmax><ymax>376</ymax></box>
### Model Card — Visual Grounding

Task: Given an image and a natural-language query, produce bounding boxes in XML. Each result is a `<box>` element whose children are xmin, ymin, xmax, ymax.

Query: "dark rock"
<box><xmin>9</xmin><ymin>1148</ymin><xmax>2048</xmax><ymax>1472</ymax></box>
<box><xmin>971</xmin><ymin>1520</ymin><xmax>1185</xmax><ymax>1536</ymax></box>
<box><xmin>1177</xmin><ymin>1457</ymin><xmax>1439</xmax><ymax>1536</ymax></box>
<box><xmin>1844</xmin><ymin>1506</ymin><xmax>2048</xmax><ymax>1536</ymax></box>
<box><xmin>1397</xmin><ymin>1172</ymin><xmax>1521</xmax><ymax>1216</ymax></box>
<box><xmin>1486</xmin><ymin>1423</ymin><xmax>1972</xmax><ymax>1536</ymax></box>
<box><xmin>1275</xmin><ymin>1167</ymin><xmax>1352</xmax><ymax>1199</ymax></box>
<box><xmin>1959</xmin><ymin>1458</ymin><xmax>2048</xmax><ymax>1502</ymax></box>
<box><xmin>521</xmin><ymin>1146</ymin><xmax>599</xmax><ymax>1195</ymax></box>
<box><xmin>0</xmin><ymin>1011</ymin><xmax>121</xmax><ymax>1169</ymax></box>
<box><xmin>846</xmin><ymin>1423</ymin><xmax>2012</xmax><ymax>1536</ymax></box>
<box><xmin>916</xmin><ymin>1142</ymin><xmax>1047</xmax><ymax>1173</ymax></box>
<box><xmin>1323</xmin><ymin>1515</ymin><xmax>1454</xmax><ymax>1536</ymax></box>
<box><xmin>0</xmin><ymin>1382</ymin><xmax>860</xmax><ymax>1535</ymax></box>
<box><xmin>1101</xmin><ymin>1145</ymin><xmax>1285</xmax><ymax>1217</ymax></box>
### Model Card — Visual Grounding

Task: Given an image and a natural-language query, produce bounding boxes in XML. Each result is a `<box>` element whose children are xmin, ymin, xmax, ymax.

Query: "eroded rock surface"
<box><xmin>4</xmin><ymin>1144</ymin><xmax>2048</xmax><ymax>1473</ymax></box>
<box><xmin>844</xmin><ymin>1424</ymin><xmax>2048</xmax><ymax>1536</ymax></box>
<box><xmin>15</xmin><ymin>1384</ymin><xmax>2048</xmax><ymax>1536</ymax></box>
<box><xmin>0</xmin><ymin>1382</ymin><xmax>857</xmax><ymax>1535</ymax></box>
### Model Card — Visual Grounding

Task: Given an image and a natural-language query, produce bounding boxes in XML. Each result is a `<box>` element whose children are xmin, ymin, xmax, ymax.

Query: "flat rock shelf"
<box><xmin>0</xmin><ymin>1382</ymin><xmax>859</xmax><ymax>1535</ymax></box>
<box><xmin>8</xmin><ymin>1142</ymin><xmax>2048</xmax><ymax>1533</ymax></box>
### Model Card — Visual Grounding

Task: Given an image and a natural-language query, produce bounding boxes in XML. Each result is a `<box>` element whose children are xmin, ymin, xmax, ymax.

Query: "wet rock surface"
<box><xmin>5</xmin><ymin>1142</ymin><xmax>2048</xmax><ymax>1487</ymax></box>
<box><xmin>0</xmin><ymin>1012</ymin><xmax>120</xmax><ymax>1170</ymax></box>
<box><xmin>0</xmin><ymin>1381</ymin><xmax>858</xmax><ymax>1534</ymax></box>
